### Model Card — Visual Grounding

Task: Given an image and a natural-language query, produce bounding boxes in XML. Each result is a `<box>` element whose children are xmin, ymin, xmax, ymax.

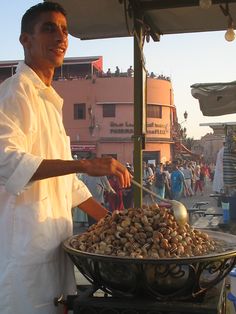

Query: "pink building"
<box><xmin>53</xmin><ymin>57</ymin><xmax>176</xmax><ymax>165</ymax></box>
<box><xmin>0</xmin><ymin>56</ymin><xmax>177</xmax><ymax>165</ymax></box>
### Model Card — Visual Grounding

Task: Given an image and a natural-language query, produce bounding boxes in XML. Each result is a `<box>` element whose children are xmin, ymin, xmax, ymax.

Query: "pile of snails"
<box><xmin>71</xmin><ymin>204</ymin><xmax>222</xmax><ymax>258</ymax></box>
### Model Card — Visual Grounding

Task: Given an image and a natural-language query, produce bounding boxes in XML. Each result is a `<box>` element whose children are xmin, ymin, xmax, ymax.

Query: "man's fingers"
<box><xmin>115</xmin><ymin>166</ymin><xmax>132</xmax><ymax>188</ymax></box>
<box><xmin>84</xmin><ymin>157</ymin><xmax>132</xmax><ymax>188</ymax></box>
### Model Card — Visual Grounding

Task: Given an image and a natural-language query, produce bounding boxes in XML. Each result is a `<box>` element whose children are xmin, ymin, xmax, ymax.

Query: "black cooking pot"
<box><xmin>63</xmin><ymin>230</ymin><xmax>236</xmax><ymax>301</ymax></box>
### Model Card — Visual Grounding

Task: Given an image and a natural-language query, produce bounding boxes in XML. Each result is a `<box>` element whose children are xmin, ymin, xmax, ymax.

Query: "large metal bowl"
<box><xmin>63</xmin><ymin>230</ymin><xmax>236</xmax><ymax>301</ymax></box>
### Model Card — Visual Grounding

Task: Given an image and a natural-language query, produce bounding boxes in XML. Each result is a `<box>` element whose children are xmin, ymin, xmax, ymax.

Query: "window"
<box><xmin>147</xmin><ymin>104</ymin><xmax>162</xmax><ymax>118</ymax></box>
<box><xmin>103</xmin><ymin>104</ymin><xmax>116</xmax><ymax>117</ymax></box>
<box><xmin>74</xmin><ymin>103</ymin><xmax>86</xmax><ymax>119</ymax></box>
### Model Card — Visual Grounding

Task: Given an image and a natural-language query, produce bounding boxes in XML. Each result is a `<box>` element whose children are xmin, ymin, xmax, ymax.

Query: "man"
<box><xmin>154</xmin><ymin>163</ymin><xmax>166</xmax><ymax>198</ymax></box>
<box><xmin>105</xmin><ymin>175</ymin><xmax>125</xmax><ymax>212</ymax></box>
<box><xmin>0</xmin><ymin>3</ymin><xmax>130</xmax><ymax>314</ymax></box>
<box><xmin>143</xmin><ymin>161</ymin><xmax>154</xmax><ymax>189</ymax></box>
<box><xmin>213</xmin><ymin>145</ymin><xmax>224</xmax><ymax>194</ymax></box>
<box><xmin>181</xmin><ymin>162</ymin><xmax>194</xmax><ymax>197</ymax></box>
<box><xmin>194</xmin><ymin>164</ymin><xmax>204</xmax><ymax>196</ymax></box>
<box><xmin>115</xmin><ymin>65</ymin><xmax>120</xmax><ymax>76</ymax></box>
<box><xmin>170</xmin><ymin>160</ymin><xmax>185</xmax><ymax>200</ymax></box>
<box><xmin>127</xmin><ymin>65</ymin><xmax>134</xmax><ymax>77</ymax></box>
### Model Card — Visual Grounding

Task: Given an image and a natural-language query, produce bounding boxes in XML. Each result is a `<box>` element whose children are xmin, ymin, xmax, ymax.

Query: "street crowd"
<box><xmin>75</xmin><ymin>159</ymin><xmax>215</xmax><ymax>226</ymax></box>
<box><xmin>142</xmin><ymin>160</ymin><xmax>213</xmax><ymax>201</ymax></box>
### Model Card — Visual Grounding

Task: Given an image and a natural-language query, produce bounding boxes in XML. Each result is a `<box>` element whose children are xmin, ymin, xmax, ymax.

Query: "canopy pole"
<box><xmin>133</xmin><ymin>13</ymin><xmax>147</xmax><ymax>207</ymax></box>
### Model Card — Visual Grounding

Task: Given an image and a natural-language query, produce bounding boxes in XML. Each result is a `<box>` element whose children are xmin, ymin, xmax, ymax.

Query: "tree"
<box><xmin>183</xmin><ymin>136</ymin><xmax>194</xmax><ymax>150</ymax></box>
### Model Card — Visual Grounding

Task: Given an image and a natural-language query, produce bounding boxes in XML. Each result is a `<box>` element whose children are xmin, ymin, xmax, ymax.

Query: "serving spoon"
<box><xmin>131</xmin><ymin>179</ymin><xmax>188</xmax><ymax>226</ymax></box>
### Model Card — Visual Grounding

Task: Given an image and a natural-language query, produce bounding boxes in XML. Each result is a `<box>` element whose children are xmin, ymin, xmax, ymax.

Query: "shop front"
<box><xmin>71</xmin><ymin>143</ymin><xmax>96</xmax><ymax>159</ymax></box>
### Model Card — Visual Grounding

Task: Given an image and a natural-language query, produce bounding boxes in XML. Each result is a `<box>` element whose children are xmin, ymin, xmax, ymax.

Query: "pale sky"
<box><xmin>1</xmin><ymin>1</ymin><xmax>236</xmax><ymax>139</ymax></box>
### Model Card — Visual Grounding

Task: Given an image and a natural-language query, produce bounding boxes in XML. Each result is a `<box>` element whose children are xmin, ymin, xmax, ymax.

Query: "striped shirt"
<box><xmin>223</xmin><ymin>147</ymin><xmax>236</xmax><ymax>189</ymax></box>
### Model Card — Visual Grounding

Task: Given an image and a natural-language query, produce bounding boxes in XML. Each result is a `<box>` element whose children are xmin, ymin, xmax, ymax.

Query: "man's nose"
<box><xmin>55</xmin><ymin>27</ymin><xmax>67</xmax><ymax>42</ymax></box>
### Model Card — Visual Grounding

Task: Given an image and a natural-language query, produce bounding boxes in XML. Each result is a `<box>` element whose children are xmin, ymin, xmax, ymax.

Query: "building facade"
<box><xmin>0</xmin><ymin>56</ymin><xmax>178</xmax><ymax>166</ymax></box>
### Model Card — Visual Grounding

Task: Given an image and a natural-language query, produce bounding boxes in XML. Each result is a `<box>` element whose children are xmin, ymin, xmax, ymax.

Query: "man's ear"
<box><xmin>19</xmin><ymin>32</ymin><xmax>31</xmax><ymax>48</ymax></box>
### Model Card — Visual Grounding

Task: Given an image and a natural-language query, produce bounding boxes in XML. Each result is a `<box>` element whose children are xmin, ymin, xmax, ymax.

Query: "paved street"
<box><xmin>179</xmin><ymin>177</ymin><xmax>218</xmax><ymax>213</ymax></box>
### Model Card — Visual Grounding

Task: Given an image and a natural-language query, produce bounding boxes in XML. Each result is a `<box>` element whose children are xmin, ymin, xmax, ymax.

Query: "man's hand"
<box><xmin>31</xmin><ymin>157</ymin><xmax>132</xmax><ymax>188</ymax></box>
<box><xmin>80</xmin><ymin>157</ymin><xmax>132</xmax><ymax>188</ymax></box>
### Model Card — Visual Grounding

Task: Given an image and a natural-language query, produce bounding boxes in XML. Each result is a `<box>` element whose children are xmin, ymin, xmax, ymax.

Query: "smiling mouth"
<box><xmin>51</xmin><ymin>47</ymin><xmax>66</xmax><ymax>55</ymax></box>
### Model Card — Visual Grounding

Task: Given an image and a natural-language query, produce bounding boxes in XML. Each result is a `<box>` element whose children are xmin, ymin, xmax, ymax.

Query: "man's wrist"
<box><xmin>76</xmin><ymin>159</ymin><xmax>89</xmax><ymax>173</ymax></box>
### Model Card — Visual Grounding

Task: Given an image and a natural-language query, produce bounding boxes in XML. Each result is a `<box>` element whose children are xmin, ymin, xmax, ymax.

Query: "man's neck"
<box><xmin>25</xmin><ymin>61</ymin><xmax>54</xmax><ymax>86</ymax></box>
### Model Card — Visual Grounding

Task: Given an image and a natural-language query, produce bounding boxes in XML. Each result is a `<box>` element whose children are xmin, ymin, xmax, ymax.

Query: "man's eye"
<box><xmin>42</xmin><ymin>24</ymin><xmax>68</xmax><ymax>36</ymax></box>
<box><xmin>62</xmin><ymin>28</ymin><xmax>69</xmax><ymax>36</ymax></box>
<box><xmin>43</xmin><ymin>24</ymin><xmax>55</xmax><ymax>32</ymax></box>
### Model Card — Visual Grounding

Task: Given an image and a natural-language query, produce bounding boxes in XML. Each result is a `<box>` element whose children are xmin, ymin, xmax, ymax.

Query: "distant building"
<box><xmin>191</xmin><ymin>123</ymin><xmax>236</xmax><ymax>163</ymax></box>
<box><xmin>0</xmin><ymin>56</ymin><xmax>179</xmax><ymax>165</ymax></box>
<box><xmin>192</xmin><ymin>132</ymin><xmax>224</xmax><ymax>163</ymax></box>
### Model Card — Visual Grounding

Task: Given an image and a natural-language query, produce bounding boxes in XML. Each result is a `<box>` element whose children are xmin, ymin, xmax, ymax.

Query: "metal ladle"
<box><xmin>131</xmin><ymin>179</ymin><xmax>188</xmax><ymax>226</ymax></box>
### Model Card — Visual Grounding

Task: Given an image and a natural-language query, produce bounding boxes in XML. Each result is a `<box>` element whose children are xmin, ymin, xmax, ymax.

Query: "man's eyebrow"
<box><xmin>42</xmin><ymin>21</ymin><xmax>67</xmax><ymax>28</ymax></box>
<box><xmin>42</xmin><ymin>21</ymin><xmax>57</xmax><ymax>26</ymax></box>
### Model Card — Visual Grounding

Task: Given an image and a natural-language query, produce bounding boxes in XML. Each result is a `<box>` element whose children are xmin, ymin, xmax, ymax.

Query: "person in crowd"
<box><xmin>142</xmin><ymin>161</ymin><xmax>155</xmax><ymax>203</ymax></box>
<box><xmin>106</xmin><ymin>68</ymin><xmax>112</xmax><ymax>77</ymax></box>
<box><xmin>213</xmin><ymin>145</ymin><xmax>224</xmax><ymax>194</ymax></box>
<box><xmin>181</xmin><ymin>162</ymin><xmax>194</xmax><ymax>197</ymax></box>
<box><xmin>80</xmin><ymin>174</ymin><xmax>116</xmax><ymax>225</ymax></box>
<box><xmin>0</xmin><ymin>3</ymin><xmax>131</xmax><ymax>314</ymax></box>
<box><xmin>115</xmin><ymin>65</ymin><xmax>120</xmax><ymax>76</ymax></box>
<box><xmin>125</xmin><ymin>161</ymin><xmax>134</xmax><ymax>172</ymax></box>
<box><xmin>194</xmin><ymin>165</ymin><xmax>203</xmax><ymax>195</ymax></box>
<box><xmin>163</xmin><ymin>165</ymin><xmax>172</xmax><ymax>199</ymax></box>
<box><xmin>127</xmin><ymin>65</ymin><xmax>134</xmax><ymax>77</ymax></box>
<box><xmin>105</xmin><ymin>175</ymin><xmax>125</xmax><ymax>211</ymax></box>
<box><xmin>208</xmin><ymin>162</ymin><xmax>215</xmax><ymax>181</ymax></box>
<box><xmin>170</xmin><ymin>160</ymin><xmax>185</xmax><ymax>200</ymax></box>
<box><xmin>205</xmin><ymin>163</ymin><xmax>212</xmax><ymax>182</ymax></box>
<box><xmin>150</xmin><ymin>71</ymin><xmax>156</xmax><ymax>78</ymax></box>
<box><xmin>143</xmin><ymin>161</ymin><xmax>154</xmax><ymax>191</ymax></box>
<box><xmin>212</xmin><ymin>144</ymin><xmax>225</xmax><ymax>206</ymax></box>
<box><xmin>154</xmin><ymin>163</ymin><xmax>166</xmax><ymax>198</ymax></box>
<box><xmin>189</xmin><ymin>161</ymin><xmax>196</xmax><ymax>190</ymax></box>
<box><xmin>149</xmin><ymin>163</ymin><xmax>155</xmax><ymax>176</ymax></box>
<box><xmin>200</xmin><ymin>162</ymin><xmax>208</xmax><ymax>187</ymax></box>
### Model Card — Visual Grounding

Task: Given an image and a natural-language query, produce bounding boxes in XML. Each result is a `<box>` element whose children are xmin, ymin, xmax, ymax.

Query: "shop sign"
<box><xmin>109</xmin><ymin>121</ymin><xmax>169</xmax><ymax>135</ymax></box>
<box><xmin>71</xmin><ymin>144</ymin><xmax>96</xmax><ymax>151</ymax></box>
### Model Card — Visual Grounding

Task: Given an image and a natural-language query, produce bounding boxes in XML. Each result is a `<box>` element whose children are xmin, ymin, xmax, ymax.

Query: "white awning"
<box><xmin>191</xmin><ymin>81</ymin><xmax>236</xmax><ymax>116</ymax></box>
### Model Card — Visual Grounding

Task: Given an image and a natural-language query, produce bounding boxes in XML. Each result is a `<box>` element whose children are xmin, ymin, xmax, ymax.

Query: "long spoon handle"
<box><xmin>131</xmin><ymin>179</ymin><xmax>188</xmax><ymax>226</ymax></box>
<box><xmin>131</xmin><ymin>179</ymin><xmax>171</xmax><ymax>205</ymax></box>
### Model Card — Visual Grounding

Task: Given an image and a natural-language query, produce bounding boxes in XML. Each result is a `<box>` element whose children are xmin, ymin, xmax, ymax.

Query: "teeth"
<box><xmin>55</xmin><ymin>48</ymin><xmax>64</xmax><ymax>53</ymax></box>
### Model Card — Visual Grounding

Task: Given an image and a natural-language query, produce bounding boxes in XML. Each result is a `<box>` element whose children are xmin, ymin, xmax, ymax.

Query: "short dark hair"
<box><xmin>21</xmin><ymin>2</ymin><xmax>67</xmax><ymax>34</ymax></box>
<box><xmin>172</xmin><ymin>160</ymin><xmax>179</xmax><ymax>166</ymax></box>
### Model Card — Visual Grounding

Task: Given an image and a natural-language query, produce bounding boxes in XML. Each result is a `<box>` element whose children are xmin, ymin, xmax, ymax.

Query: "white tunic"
<box><xmin>213</xmin><ymin>146</ymin><xmax>224</xmax><ymax>193</ymax></box>
<box><xmin>0</xmin><ymin>62</ymin><xmax>91</xmax><ymax>314</ymax></box>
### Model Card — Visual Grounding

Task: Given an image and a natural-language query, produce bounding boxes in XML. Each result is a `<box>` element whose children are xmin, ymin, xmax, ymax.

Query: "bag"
<box><xmin>155</xmin><ymin>171</ymin><xmax>165</xmax><ymax>188</ymax></box>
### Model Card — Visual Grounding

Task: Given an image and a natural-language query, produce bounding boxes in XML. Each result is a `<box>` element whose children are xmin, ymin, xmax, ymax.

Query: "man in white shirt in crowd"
<box><xmin>181</xmin><ymin>162</ymin><xmax>194</xmax><ymax>197</ymax></box>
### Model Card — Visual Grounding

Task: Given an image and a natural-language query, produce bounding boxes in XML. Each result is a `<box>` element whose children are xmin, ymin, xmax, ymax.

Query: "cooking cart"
<box><xmin>55</xmin><ymin>230</ymin><xmax>236</xmax><ymax>314</ymax></box>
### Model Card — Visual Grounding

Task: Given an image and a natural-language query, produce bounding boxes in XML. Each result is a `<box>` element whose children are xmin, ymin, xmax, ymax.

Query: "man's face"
<box><xmin>21</xmin><ymin>11</ymin><xmax>68</xmax><ymax>71</ymax></box>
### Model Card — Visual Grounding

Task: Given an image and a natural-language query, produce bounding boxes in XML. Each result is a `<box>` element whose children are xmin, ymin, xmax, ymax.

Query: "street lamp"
<box><xmin>179</xmin><ymin>111</ymin><xmax>188</xmax><ymax>125</ymax></box>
